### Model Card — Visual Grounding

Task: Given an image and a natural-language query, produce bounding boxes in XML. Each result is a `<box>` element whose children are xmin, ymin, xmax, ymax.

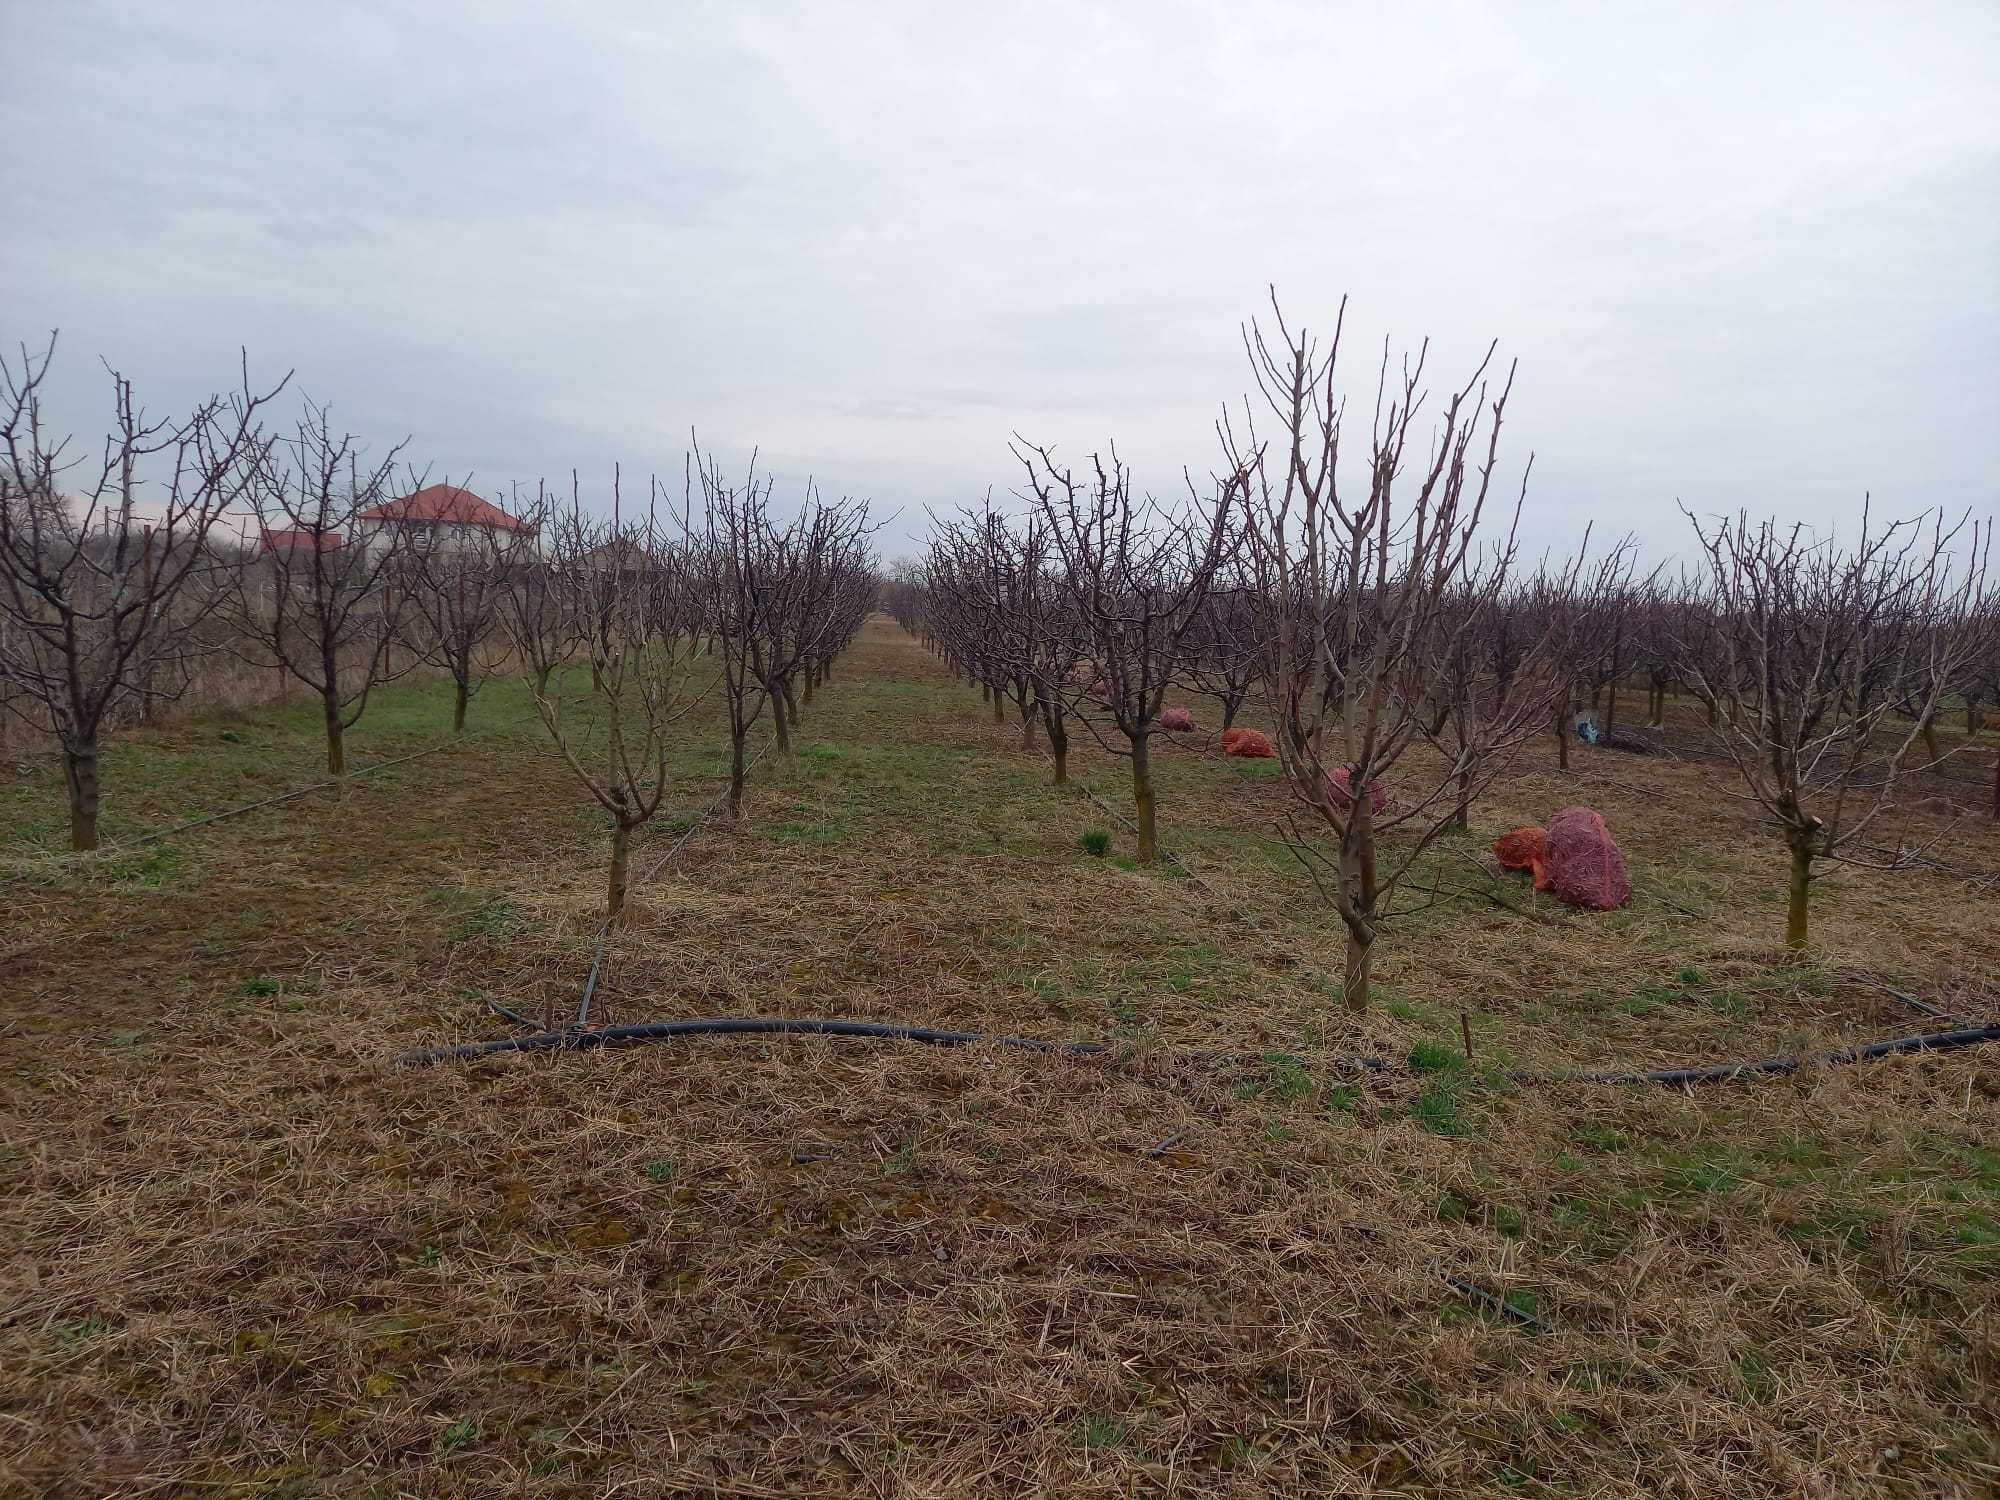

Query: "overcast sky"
<box><xmin>4</xmin><ymin>0</ymin><xmax>1995</xmax><ymax>561</ymax></box>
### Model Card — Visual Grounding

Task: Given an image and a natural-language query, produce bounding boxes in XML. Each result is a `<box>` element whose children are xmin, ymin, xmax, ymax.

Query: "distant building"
<box><xmin>257</xmin><ymin>527</ymin><xmax>344</xmax><ymax>556</ymax></box>
<box><xmin>355</xmin><ymin>484</ymin><xmax>533</xmax><ymax>559</ymax></box>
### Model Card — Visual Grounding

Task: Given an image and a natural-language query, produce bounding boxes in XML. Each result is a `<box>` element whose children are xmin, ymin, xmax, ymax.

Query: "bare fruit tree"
<box><xmin>524</xmin><ymin>474</ymin><xmax>698</xmax><ymax>923</ymax></box>
<box><xmin>234</xmin><ymin>402</ymin><xmax>423</xmax><ymax>775</ymax></box>
<box><xmin>1231</xmin><ymin>294</ymin><xmax>1563</xmax><ymax>1012</ymax></box>
<box><xmin>1678</xmin><ymin>503</ymin><xmax>1992</xmax><ymax>950</ymax></box>
<box><xmin>697</xmin><ymin>448</ymin><xmax>875</xmax><ymax>816</ymax></box>
<box><xmin>0</xmin><ymin>334</ymin><xmax>286</xmax><ymax>849</ymax></box>
<box><xmin>406</xmin><ymin>488</ymin><xmax>538</xmax><ymax>733</ymax></box>
<box><xmin>1012</xmin><ymin>440</ymin><xmax>1243</xmax><ymax>862</ymax></box>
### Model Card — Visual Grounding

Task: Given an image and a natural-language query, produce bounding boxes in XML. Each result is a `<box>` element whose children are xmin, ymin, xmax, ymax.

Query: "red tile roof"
<box><xmin>358</xmin><ymin>484</ymin><xmax>529</xmax><ymax>530</ymax></box>
<box><xmin>259</xmin><ymin>527</ymin><xmax>344</xmax><ymax>553</ymax></box>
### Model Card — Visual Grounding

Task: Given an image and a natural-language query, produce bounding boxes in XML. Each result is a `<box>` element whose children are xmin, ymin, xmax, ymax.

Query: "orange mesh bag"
<box><xmin>1492</xmin><ymin>826</ymin><xmax>1551</xmax><ymax>891</ymax></box>
<box><xmin>1220</xmin><ymin>727</ymin><xmax>1275</xmax><ymax>758</ymax></box>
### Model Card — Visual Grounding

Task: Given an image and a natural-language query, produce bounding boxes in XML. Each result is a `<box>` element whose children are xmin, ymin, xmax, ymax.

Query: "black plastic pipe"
<box><xmin>393</xmin><ymin>1015</ymin><xmax>1999</xmax><ymax>1080</ymax></box>
<box><xmin>1507</xmin><ymin>1023</ymin><xmax>2000</xmax><ymax>1086</ymax></box>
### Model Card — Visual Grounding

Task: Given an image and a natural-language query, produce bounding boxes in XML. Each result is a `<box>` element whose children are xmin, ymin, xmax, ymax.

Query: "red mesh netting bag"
<box><xmin>1545</xmin><ymin>805</ymin><xmax>1631</xmax><ymax>911</ymax></box>
<box><xmin>1160</xmin><ymin>706</ymin><xmax>1197</xmax><ymax>732</ymax></box>
<box><xmin>1324</xmin><ymin>767</ymin><xmax>1387</xmax><ymax>813</ymax></box>
<box><xmin>1492</xmin><ymin>826</ymin><xmax>1551</xmax><ymax>891</ymax></box>
<box><xmin>1220</xmin><ymin>727</ymin><xmax>1275</xmax><ymax>758</ymax></box>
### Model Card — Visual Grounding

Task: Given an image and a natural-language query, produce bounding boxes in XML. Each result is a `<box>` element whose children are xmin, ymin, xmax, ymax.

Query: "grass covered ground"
<box><xmin>3</xmin><ymin>615</ymin><xmax>1997</xmax><ymax>1497</ymax></box>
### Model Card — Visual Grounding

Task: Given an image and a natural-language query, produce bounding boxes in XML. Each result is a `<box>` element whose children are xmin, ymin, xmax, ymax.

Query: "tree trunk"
<box><xmin>1051</xmin><ymin>740</ymin><xmax>1068</xmax><ymax>785</ymax></box>
<box><xmin>1967</xmin><ymin>700</ymin><xmax>1982</xmax><ymax>736</ymax></box>
<box><xmin>1554</xmin><ymin>707</ymin><xmax>1569</xmax><ymax>770</ymax></box>
<box><xmin>803</xmin><ymin>671</ymin><xmax>816</xmax><ymax>707</ymax></box>
<box><xmin>323</xmin><ymin>692</ymin><xmax>346</xmax><ymax>776</ymax></box>
<box><xmin>1021</xmin><ymin>709</ymin><xmax>1039</xmax><ymax>751</ymax></box>
<box><xmin>1131</xmin><ymin>732</ymin><xmax>1157</xmax><ymax>864</ymax></box>
<box><xmin>770</xmin><ymin>681</ymin><xmax>791</xmax><ymax>752</ymax></box>
<box><xmin>1341</xmin><ymin>928</ymin><xmax>1373</xmax><ymax>1014</ymax></box>
<box><xmin>62</xmin><ymin>738</ymin><xmax>101</xmax><ymax>852</ymax></box>
<box><xmin>782</xmin><ymin>675</ymin><xmax>800</xmax><ymax>725</ymax></box>
<box><xmin>453</xmin><ymin>678</ymin><xmax>469</xmax><ymax>734</ymax></box>
<box><xmin>1920</xmin><ymin>715</ymin><xmax>1941</xmax><ymax>764</ymax></box>
<box><xmin>1785</xmin><ymin>841</ymin><xmax>1813</xmax><ymax>952</ymax></box>
<box><xmin>607</xmin><ymin>819</ymin><xmax>631</xmax><ymax>924</ymax></box>
<box><xmin>1452</xmin><ymin>764</ymin><xmax>1472</xmax><ymax>830</ymax></box>
<box><xmin>1222</xmin><ymin>695</ymin><xmax>1240</xmax><ymax>731</ymax></box>
<box><xmin>728</xmin><ymin>734</ymin><xmax>747</xmax><ymax>821</ymax></box>
<box><xmin>1707</xmin><ymin>696</ymin><xmax>1720</xmax><ymax>727</ymax></box>
<box><xmin>992</xmin><ymin>686</ymin><xmax>1006</xmax><ymax>725</ymax></box>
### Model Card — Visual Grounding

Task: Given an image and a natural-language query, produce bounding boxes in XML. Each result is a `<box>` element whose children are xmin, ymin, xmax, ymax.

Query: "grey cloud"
<box><xmin>2</xmin><ymin>0</ymin><xmax>1994</xmax><ymax>560</ymax></box>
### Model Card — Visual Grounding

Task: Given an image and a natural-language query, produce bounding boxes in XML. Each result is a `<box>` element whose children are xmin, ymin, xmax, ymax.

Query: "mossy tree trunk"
<box><xmin>1785</xmin><ymin>838</ymin><xmax>1813</xmax><ymax>952</ymax></box>
<box><xmin>607</xmin><ymin>818</ymin><xmax>632</xmax><ymax>924</ymax></box>
<box><xmin>62</xmin><ymin>737</ymin><xmax>102</xmax><ymax>852</ymax></box>
<box><xmin>1130</xmin><ymin>731</ymin><xmax>1157</xmax><ymax>863</ymax></box>
<box><xmin>769</xmin><ymin>680</ymin><xmax>791</xmax><ymax>753</ymax></box>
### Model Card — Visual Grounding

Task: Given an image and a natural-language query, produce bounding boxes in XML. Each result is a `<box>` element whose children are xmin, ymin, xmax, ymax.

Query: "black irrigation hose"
<box><xmin>394</xmin><ymin>1014</ymin><xmax>2000</xmax><ymax>1078</ymax></box>
<box><xmin>1506</xmin><ymin>1023</ymin><xmax>2000</xmax><ymax>1087</ymax></box>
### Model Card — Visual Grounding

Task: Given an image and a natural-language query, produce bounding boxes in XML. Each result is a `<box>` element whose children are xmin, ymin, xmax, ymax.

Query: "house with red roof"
<box><xmin>354</xmin><ymin>484</ymin><xmax>533</xmax><ymax>560</ymax></box>
<box><xmin>257</xmin><ymin>527</ymin><xmax>344</xmax><ymax>557</ymax></box>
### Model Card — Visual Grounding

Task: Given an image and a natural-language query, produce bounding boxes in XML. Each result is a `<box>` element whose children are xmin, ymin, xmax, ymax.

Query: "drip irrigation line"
<box><xmin>485</xmin><ymin>998</ymin><xmax>539</xmax><ymax>1032</ymax></box>
<box><xmin>1505</xmin><ymin>1023</ymin><xmax>2000</xmax><ymax>1086</ymax></box>
<box><xmin>1440</xmin><ymin>1275</ymin><xmax>1551</xmax><ymax>1332</ymax></box>
<box><xmin>394</xmin><ymin>1013</ymin><xmax>2000</xmax><ymax>1079</ymax></box>
<box><xmin>117</xmin><ymin>740</ymin><xmax>462</xmax><ymax>850</ymax></box>
<box><xmin>1</xmin><ymin>737</ymin><xmax>480</xmax><ymax>890</ymax></box>
<box><xmin>1866</xmin><ymin>980</ymin><xmax>1956</xmax><ymax>1025</ymax></box>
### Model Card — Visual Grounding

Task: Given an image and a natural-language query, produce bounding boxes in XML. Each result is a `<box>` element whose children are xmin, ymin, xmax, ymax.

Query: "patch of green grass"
<box><xmin>1383</xmin><ymin>998</ymin><xmax>1420</xmax><ymax>1022</ymax></box>
<box><xmin>1408</xmin><ymin>1041</ymin><xmax>1465</xmax><ymax>1073</ymax></box>
<box><xmin>109</xmin><ymin>841</ymin><xmax>187</xmax><ymax>887</ymax></box>
<box><xmin>1412</xmin><ymin>1083</ymin><xmax>1469</xmax><ymax>1137</ymax></box>
<box><xmin>430</xmin><ymin>889</ymin><xmax>522</xmax><ymax>943</ymax></box>
<box><xmin>1263</xmin><ymin>1053</ymin><xmax>1313</xmax><ymax>1103</ymax></box>
<box><xmin>1078</xmin><ymin>1414</ymin><xmax>1124</xmax><ymax>1450</ymax></box>
<box><xmin>1955</xmin><ymin>1210</ymin><xmax>1999</xmax><ymax>1249</ymax></box>
<box><xmin>413</xmin><ymin>1243</ymin><xmax>442</xmax><ymax>1268</ymax></box>
<box><xmin>440</xmin><ymin>1417</ymin><xmax>480</xmax><ymax>1452</ymax></box>
<box><xmin>1571</xmin><ymin>1121</ymin><xmax>1627</xmax><ymax>1154</ymax></box>
<box><xmin>1656</xmin><ymin>1146</ymin><xmax>1750</xmax><ymax>1196</ymax></box>
<box><xmin>239</xmin><ymin>975</ymin><xmax>281</xmax><ymax>997</ymax></box>
<box><xmin>883</xmin><ymin>1131</ymin><xmax>919</xmax><ymax>1177</ymax></box>
<box><xmin>1077</xmin><ymin>828</ymin><xmax>1111</xmax><ymax>857</ymax></box>
<box><xmin>1734</xmin><ymin>1351</ymin><xmax>1778</xmax><ymax>1404</ymax></box>
<box><xmin>1325</xmin><ymin>1084</ymin><xmax>1362</xmax><ymax>1115</ymax></box>
<box><xmin>55</xmin><ymin>1313</ymin><xmax>107</xmax><ymax>1348</ymax></box>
